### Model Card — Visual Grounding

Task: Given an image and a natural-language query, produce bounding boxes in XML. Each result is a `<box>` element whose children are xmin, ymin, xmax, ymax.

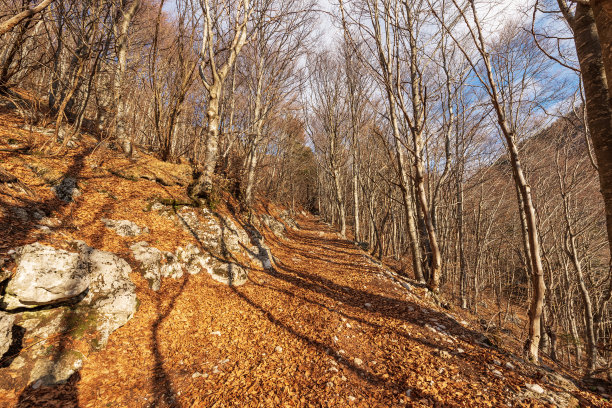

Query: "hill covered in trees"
<box><xmin>1</xmin><ymin>0</ymin><xmax>612</xmax><ymax>406</ymax></box>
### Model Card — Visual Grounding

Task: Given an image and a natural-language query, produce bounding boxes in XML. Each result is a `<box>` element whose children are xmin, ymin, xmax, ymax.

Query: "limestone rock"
<box><xmin>76</xmin><ymin>242</ymin><xmax>137</xmax><ymax>345</ymax></box>
<box><xmin>0</xmin><ymin>312</ymin><xmax>15</xmax><ymax>357</ymax></box>
<box><xmin>515</xmin><ymin>383</ymin><xmax>579</xmax><ymax>408</ymax></box>
<box><xmin>130</xmin><ymin>241</ymin><xmax>163</xmax><ymax>290</ymax></box>
<box><xmin>261</xmin><ymin>214</ymin><xmax>285</xmax><ymax>237</ymax></box>
<box><xmin>175</xmin><ymin>208</ymin><xmax>221</xmax><ymax>250</ymax></box>
<box><xmin>2</xmin><ymin>243</ymin><xmax>89</xmax><ymax>310</ymax></box>
<box><xmin>39</xmin><ymin>217</ymin><xmax>61</xmax><ymax>228</ymax></box>
<box><xmin>279</xmin><ymin>210</ymin><xmax>298</xmax><ymax>229</ymax></box>
<box><xmin>102</xmin><ymin>218</ymin><xmax>149</xmax><ymax>237</ymax></box>
<box><xmin>0</xmin><ymin>265</ymin><xmax>11</xmax><ymax>283</ymax></box>
<box><xmin>206</xmin><ymin>260</ymin><xmax>248</xmax><ymax>286</ymax></box>
<box><xmin>29</xmin><ymin>350</ymin><xmax>83</xmax><ymax>387</ymax></box>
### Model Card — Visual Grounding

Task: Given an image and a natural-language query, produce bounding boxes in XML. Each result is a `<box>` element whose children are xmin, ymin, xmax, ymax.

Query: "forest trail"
<box><xmin>8</xmin><ymin>214</ymin><xmax>597</xmax><ymax>407</ymax></box>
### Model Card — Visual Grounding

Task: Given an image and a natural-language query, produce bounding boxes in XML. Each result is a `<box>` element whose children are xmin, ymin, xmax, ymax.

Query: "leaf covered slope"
<box><xmin>0</xmin><ymin>112</ymin><xmax>607</xmax><ymax>407</ymax></box>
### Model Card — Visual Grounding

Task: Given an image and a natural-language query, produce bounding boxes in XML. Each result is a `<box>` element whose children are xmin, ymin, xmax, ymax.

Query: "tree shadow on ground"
<box><xmin>148</xmin><ymin>273</ymin><xmax>189</xmax><ymax>408</ymax></box>
<box><xmin>1</xmin><ymin>150</ymin><xmax>91</xmax><ymax>407</ymax></box>
<box><xmin>14</xmin><ymin>302</ymin><xmax>86</xmax><ymax>408</ymax></box>
<box><xmin>0</xmin><ymin>149</ymin><xmax>89</xmax><ymax>252</ymax></box>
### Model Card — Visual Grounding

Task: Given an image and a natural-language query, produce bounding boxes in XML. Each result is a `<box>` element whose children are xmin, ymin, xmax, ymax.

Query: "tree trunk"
<box><xmin>457</xmin><ymin>176</ymin><xmax>468</xmax><ymax>309</ymax></box>
<box><xmin>192</xmin><ymin>90</ymin><xmax>221</xmax><ymax>197</ymax></box>
<box><xmin>414</xmin><ymin>147</ymin><xmax>442</xmax><ymax>293</ymax></box>
<box><xmin>113</xmin><ymin>0</ymin><xmax>140</xmax><ymax>156</ymax></box>
<box><xmin>352</xmin><ymin>155</ymin><xmax>360</xmax><ymax>241</ymax></box>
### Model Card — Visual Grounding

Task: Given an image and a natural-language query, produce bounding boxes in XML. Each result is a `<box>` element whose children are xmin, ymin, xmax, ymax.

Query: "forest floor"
<box><xmin>5</xmin><ymin>214</ymin><xmax>608</xmax><ymax>407</ymax></box>
<box><xmin>0</xmin><ymin>107</ymin><xmax>609</xmax><ymax>407</ymax></box>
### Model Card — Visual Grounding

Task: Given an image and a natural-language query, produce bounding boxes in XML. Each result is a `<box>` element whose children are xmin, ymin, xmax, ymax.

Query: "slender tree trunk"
<box><xmin>193</xmin><ymin>89</ymin><xmax>221</xmax><ymax>196</ymax></box>
<box><xmin>113</xmin><ymin>0</ymin><xmax>140</xmax><ymax>156</ymax></box>
<box><xmin>390</xmin><ymin>98</ymin><xmax>424</xmax><ymax>283</ymax></box>
<box><xmin>414</xmin><ymin>145</ymin><xmax>442</xmax><ymax>292</ymax></box>
<box><xmin>332</xmin><ymin>166</ymin><xmax>346</xmax><ymax>237</ymax></box>
<box><xmin>457</xmin><ymin>175</ymin><xmax>468</xmax><ymax>309</ymax></box>
<box><xmin>562</xmin><ymin>188</ymin><xmax>598</xmax><ymax>371</ymax></box>
<box><xmin>352</xmin><ymin>153</ymin><xmax>360</xmax><ymax>241</ymax></box>
<box><xmin>244</xmin><ymin>59</ymin><xmax>265</xmax><ymax>206</ymax></box>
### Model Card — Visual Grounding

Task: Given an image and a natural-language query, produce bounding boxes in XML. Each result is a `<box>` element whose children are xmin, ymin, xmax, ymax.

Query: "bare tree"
<box><xmin>191</xmin><ymin>0</ymin><xmax>253</xmax><ymax>199</ymax></box>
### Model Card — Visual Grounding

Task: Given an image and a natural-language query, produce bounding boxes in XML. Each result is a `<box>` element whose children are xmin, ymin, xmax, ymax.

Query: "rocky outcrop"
<box><xmin>75</xmin><ymin>241</ymin><xmax>137</xmax><ymax>344</ymax></box>
<box><xmin>130</xmin><ymin>205</ymin><xmax>282</xmax><ymax>288</ymax></box>
<box><xmin>0</xmin><ymin>241</ymin><xmax>137</xmax><ymax>387</ymax></box>
<box><xmin>246</xmin><ymin>227</ymin><xmax>274</xmax><ymax>269</ymax></box>
<box><xmin>130</xmin><ymin>241</ymin><xmax>186</xmax><ymax>290</ymax></box>
<box><xmin>130</xmin><ymin>240</ymin><xmax>249</xmax><ymax>288</ymax></box>
<box><xmin>102</xmin><ymin>218</ymin><xmax>149</xmax><ymax>237</ymax></box>
<box><xmin>279</xmin><ymin>210</ymin><xmax>298</xmax><ymax>229</ymax></box>
<box><xmin>207</xmin><ymin>262</ymin><xmax>248</xmax><ymax>286</ymax></box>
<box><xmin>513</xmin><ymin>383</ymin><xmax>579</xmax><ymax>407</ymax></box>
<box><xmin>261</xmin><ymin>214</ymin><xmax>285</xmax><ymax>237</ymax></box>
<box><xmin>29</xmin><ymin>350</ymin><xmax>84</xmax><ymax>388</ymax></box>
<box><xmin>2</xmin><ymin>243</ymin><xmax>90</xmax><ymax>310</ymax></box>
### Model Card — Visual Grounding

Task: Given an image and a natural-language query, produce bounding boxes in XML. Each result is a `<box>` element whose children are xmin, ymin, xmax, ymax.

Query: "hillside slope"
<box><xmin>0</xmin><ymin>111</ymin><xmax>608</xmax><ymax>407</ymax></box>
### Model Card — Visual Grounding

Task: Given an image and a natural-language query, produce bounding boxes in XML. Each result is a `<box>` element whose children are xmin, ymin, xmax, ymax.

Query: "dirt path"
<box><xmin>9</xmin><ymin>217</ymin><xmax>563</xmax><ymax>407</ymax></box>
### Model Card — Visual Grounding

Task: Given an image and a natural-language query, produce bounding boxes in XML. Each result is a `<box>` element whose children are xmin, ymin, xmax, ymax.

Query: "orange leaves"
<box><xmin>0</xmin><ymin>130</ymin><xmax>605</xmax><ymax>408</ymax></box>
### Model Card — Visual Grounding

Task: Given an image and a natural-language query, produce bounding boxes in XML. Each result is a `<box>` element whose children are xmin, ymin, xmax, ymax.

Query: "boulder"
<box><xmin>160</xmin><ymin>252</ymin><xmax>184</xmax><ymax>279</ymax></box>
<box><xmin>0</xmin><ymin>312</ymin><xmax>15</xmax><ymax>357</ymax></box>
<box><xmin>75</xmin><ymin>242</ymin><xmax>137</xmax><ymax>345</ymax></box>
<box><xmin>101</xmin><ymin>218</ymin><xmax>149</xmax><ymax>237</ymax></box>
<box><xmin>175</xmin><ymin>244</ymin><xmax>207</xmax><ymax>276</ymax></box>
<box><xmin>131</xmin><ymin>242</ymin><xmax>188</xmax><ymax>290</ymax></box>
<box><xmin>2</xmin><ymin>243</ymin><xmax>89</xmax><ymax>310</ymax></box>
<box><xmin>131</xmin><ymin>240</ymin><xmax>247</xmax><ymax>287</ymax></box>
<box><xmin>0</xmin><ymin>242</ymin><xmax>136</xmax><ymax>390</ymax></box>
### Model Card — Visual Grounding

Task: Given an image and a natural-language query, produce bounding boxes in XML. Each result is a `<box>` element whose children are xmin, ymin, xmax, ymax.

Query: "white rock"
<box><xmin>77</xmin><ymin>242</ymin><xmax>137</xmax><ymax>345</ymax></box>
<box><xmin>505</xmin><ymin>362</ymin><xmax>515</xmax><ymax>370</ymax></box>
<box><xmin>101</xmin><ymin>218</ymin><xmax>149</xmax><ymax>237</ymax></box>
<box><xmin>354</xmin><ymin>358</ymin><xmax>363</xmax><ymax>365</ymax></box>
<box><xmin>2</xmin><ymin>243</ymin><xmax>89</xmax><ymax>309</ymax></box>
<box><xmin>525</xmin><ymin>383</ymin><xmax>545</xmax><ymax>394</ymax></box>
<box><xmin>0</xmin><ymin>312</ymin><xmax>15</xmax><ymax>357</ymax></box>
<box><xmin>130</xmin><ymin>241</ymin><xmax>163</xmax><ymax>290</ymax></box>
<box><xmin>275</xmin><ymin>346</ymin><xmax>283</xmax><ymax>353</ymax></box>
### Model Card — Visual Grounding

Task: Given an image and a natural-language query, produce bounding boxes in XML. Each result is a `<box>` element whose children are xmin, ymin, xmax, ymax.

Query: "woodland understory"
<box><xmin>1</xmin><ymin>0</ymin><xmax>612</xmax><ymax>385</ymax></box>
